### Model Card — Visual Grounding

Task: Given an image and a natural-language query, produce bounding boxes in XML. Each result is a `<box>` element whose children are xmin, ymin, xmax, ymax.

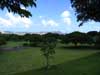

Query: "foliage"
<box><xmin>61</xmin><ymin>31</ymin><xmax>92</xmax><ymax>46</ymax></box>
<box><xmin>41</xmin><ymin>37</ymin><xmax>57</xmax><ymax>69</ymax></box>
<box><xmin>0</xmin><ymin>0</ymin><xmax>36</xmax><ymax>17</ymax></box>
<box><xmin>29</xmin><ymin>34</ymin><xmax>43</xmax><ymax>47</ymax></box>
<box><xmin>23</xmin><ymin>43</ymin><xmax>29</xmax><ymax>47</ymax></box>
<box><xmin>87</xmin><ymin>31</ymin><xmax>98</xmax><ymax>44</ymax></box>
<box><xmin>87</xmin><ymin>31</ymin><xmax>98</xmax><ymax>37</ymax></box>
<box><xmin>71</xmin><ymin>0</ymin><xmax>100</xmax><ymax>26</ymax></box>
<box><xmin>44</xmin><ymin>33</ymin><xmax>60</xmax><ymax>40</ymax></box>
<box><xmin>0</xmin><ymin>31</ymin><xmax>100</xmax><ymax>48</ymax></box>
<box><xmin>0</xmin><ymin>38</ymin><xmax>7</xmax><ymax>46</ymax></box>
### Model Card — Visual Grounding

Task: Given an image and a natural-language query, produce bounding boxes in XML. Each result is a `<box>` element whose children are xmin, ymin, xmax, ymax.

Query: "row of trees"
<box><xmin>61</xmin><ymin>31</ymin><xmax>100</xmax><ymax>47</ymax></box>
<box><xmin>0</xmin><ymin>31</ymin><xmax>100</xmax><ymax>47</ymax></box>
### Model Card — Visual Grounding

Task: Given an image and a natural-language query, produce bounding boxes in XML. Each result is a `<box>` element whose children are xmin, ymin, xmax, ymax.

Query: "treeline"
<box><xmin>0</xmin><ymin>31</ymin><xmax>100</xmax><ymax>48</ymax></box>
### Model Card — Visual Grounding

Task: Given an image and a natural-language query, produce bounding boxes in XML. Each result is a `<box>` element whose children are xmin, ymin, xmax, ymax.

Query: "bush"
<box><xmin>29</xmin><ymin>42</ymin><xmax>41</xmax><ymax>47</ymax></box>
<box><xmin>23</xmin><ymin>43</ymin><xmax>29</xmax><ymax>47</ymax></box>
<box><xmin>0</xmin><ymin>38</ymin><xmax>7</xmax><ymax>46</ymax></box>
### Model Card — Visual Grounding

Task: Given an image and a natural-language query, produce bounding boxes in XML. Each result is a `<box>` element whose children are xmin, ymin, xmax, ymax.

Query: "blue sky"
<box><xmin>0</xmin><ymin>0</ymin><xmax>100</xmax><ymax>33</ymax></box>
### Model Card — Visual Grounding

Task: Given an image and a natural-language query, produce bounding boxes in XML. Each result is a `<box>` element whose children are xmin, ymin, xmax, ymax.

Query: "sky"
<box><xmin>0</xmin><ymin>0</ymin><xmax>100</xmax><ymax>33</ymax></box>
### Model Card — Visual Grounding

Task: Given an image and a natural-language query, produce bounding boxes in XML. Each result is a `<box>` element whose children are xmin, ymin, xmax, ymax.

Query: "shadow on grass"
<box><xmin>0</xmin><ymin>48</ymin><xmax>5</xmax><ymax>54</ymax></box>
<box><xmin>59</xmin><ymin>45</ymin><xmax>100</xmax><ymax>50</ymax></box>
<box><xmin>14</xmin><ymin>52</ymin><xmax>100</xmax><ymax>75</ymax></box>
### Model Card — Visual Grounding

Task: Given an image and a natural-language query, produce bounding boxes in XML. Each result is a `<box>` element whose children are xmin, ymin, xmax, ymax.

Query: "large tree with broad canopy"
<box><xmin>0</xmin><ymin>0</ymin><xmax>36</xmax><ymax>17</ymax></box>
<box><xmin>71</xmin><ymin>0</ymin><xmax>100</xmax><ymax>26</ymax></box>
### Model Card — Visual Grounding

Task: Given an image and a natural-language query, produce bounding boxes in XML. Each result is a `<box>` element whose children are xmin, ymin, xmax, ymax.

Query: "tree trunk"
<box><xmin>74</xmin><ymin>42</ymin><xmax>78</xmax><ymax>47</ymax></box>
<box><xmin>46</xmin><ymin>55</ymin><xmax>49</xmax><ymax>70</ymax></box>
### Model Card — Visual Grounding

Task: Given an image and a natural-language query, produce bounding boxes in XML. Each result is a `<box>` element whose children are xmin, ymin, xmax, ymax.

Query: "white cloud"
<box><xmin>47</xmin><ymin>20</ymin><xmax>58</xmax><ymax>26</ymax></box>
<box><xmin>41</xmin><ymin>19</ymin><xmax>58</xmax><ymax>27</ymax></box>
<box><xmin>0</xmin><ymin>17</ymin><xmax>12</xmax><ymax>27</ymax></box>
<box><xmin>21</xmin><ymin>17</ymin><xmax>32</xmax><ymax>28</ymax></box>
<box><xmin>41</xmin><ymin>19</ymin><xmax>46</xmax><ymax>26</ymax></box>
<box><xmin>63</xmin><ymin>18</ymin><xmax>71</xmax><ymax>25</ymax></box>
<box><xmin>0</xmin><ymin>12</ymin><xmax>32</xmax><ymax>28</ymax></box>
<box><xmin>61</xmin><ymin>10</ymin><xmax>72</xmax><ymax>25</ymax></box>
<box><xmin>61</xmin><ymin>10</ymin><xmax>70</xmax><ymax>18</ymax></box>
<box><xmin>39</xmin><ymin>16</ymin><xmax>43</xmax><ymax>19</ymax></box>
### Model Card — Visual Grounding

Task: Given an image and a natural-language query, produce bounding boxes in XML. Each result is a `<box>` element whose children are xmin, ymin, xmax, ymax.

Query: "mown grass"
<box><xmin>5</xmin><ymin>41</ymin><xmax>26</xmax><ymax>47</ymax></box>
<box><xmin>0</xmin><ymin>42</ymin><xmax>100</xmax><ymax>75</ymax></box>
<box><xmin>16</xmin><ymin>52</ymin><xmax>100</xmax><ymax>75</ymax></box>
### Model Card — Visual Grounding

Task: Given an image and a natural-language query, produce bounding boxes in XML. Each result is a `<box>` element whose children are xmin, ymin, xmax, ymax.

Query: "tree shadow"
<box><xmin>59</xmin><ymin>45</ymin><xmax>100</xmax><ymax>50</ymax></box>
<box><xmin>0</xmin><ymin>48</ymin><xmax>5</xmax><ymax>54</ymax></box>
<box><xmin>14</xmin><ymin>52</ymin><xmax>100</xmax><ymax>75</ymax></box>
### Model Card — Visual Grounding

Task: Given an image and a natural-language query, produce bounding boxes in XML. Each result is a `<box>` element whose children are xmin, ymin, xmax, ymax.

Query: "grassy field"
<box><xmin>5</xmin><ymin>41</ymin><xmax>26</xmax><ymax>47</ymax></box>
<box><xmin>0</xmin><ymin>42</ymin><xmax>100</xmax><ymax>75</ymax></box>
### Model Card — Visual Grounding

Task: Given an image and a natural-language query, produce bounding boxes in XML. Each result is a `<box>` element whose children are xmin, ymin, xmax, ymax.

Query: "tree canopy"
<box><xmin>71</xmin><ymin>0</ymin><xmax>100</xmax><ymax>26</ymax></box>
<box><xmin>0</xmin><ymin>0</ymin><xmax>36</xmax><ymax>17</ymax></box>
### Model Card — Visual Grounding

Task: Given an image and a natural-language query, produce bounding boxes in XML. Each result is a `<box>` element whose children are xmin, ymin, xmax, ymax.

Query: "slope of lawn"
<box><xmin>0</xmin><ymin>42</ymin><xmax>100</xmax><ymax>75</ymax></box>
<box><xmin>16</xmin><ymin>52</ymin><xmax>100</xmax><ymax>75</ymax></box>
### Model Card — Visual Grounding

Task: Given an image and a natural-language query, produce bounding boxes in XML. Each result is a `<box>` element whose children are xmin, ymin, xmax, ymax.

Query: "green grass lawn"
<box><xmin>0</xmin><ymin>42</ymin><xmax>100</xmax><ymax>75</ymax></box>
<box><xmin>5</xmin><ymin>41</ymin><xmax>26</xmax><ymax>47</ymax></box>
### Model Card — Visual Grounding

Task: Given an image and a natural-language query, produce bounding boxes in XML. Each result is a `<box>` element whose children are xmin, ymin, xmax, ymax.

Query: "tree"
<box><xmin>0</xmin><ymin>38</ymin><xmax>7</xmax><ymax>46</ymax></box>
<box><xmin>44</xmin><ymin>32</ymin><xmax>60</xmax><ymax>40</ymax></box>
<box><xmin>41</xmin><ymin>37</ymin><xmax>57</xmax><ymax>69</ymax></box>
<box><xmin>0</xmin><ymin>0</ymin><xmax>36</xmax><ymax>17</ymax></box>
<box><xmin>62</xmin><ymin>31</ymin><xmax>92</xmax><ymax>46</ymax></box>
<box><xmin>61</xmin><ymin>34</ymin><xmax>70</xmax><ymax>44</ymax></box>
<box><xmin>93</xmin><ymin>32</ymin><xmax>100</xmax><ymax>47</ymax></box>
<box><xmin>71</xmin><ymin>0</ymin><xmax>100</xmax><ymax>26</ymax></box>
<box><xmin>29</xmin><ymin>34</ymin><xmax>43</xmax><ymax>47</ymax></box>
<box><xmin>87</xmin><ymin>31</ymin><xmax>98</xmax><ymax>44</ymax></box>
